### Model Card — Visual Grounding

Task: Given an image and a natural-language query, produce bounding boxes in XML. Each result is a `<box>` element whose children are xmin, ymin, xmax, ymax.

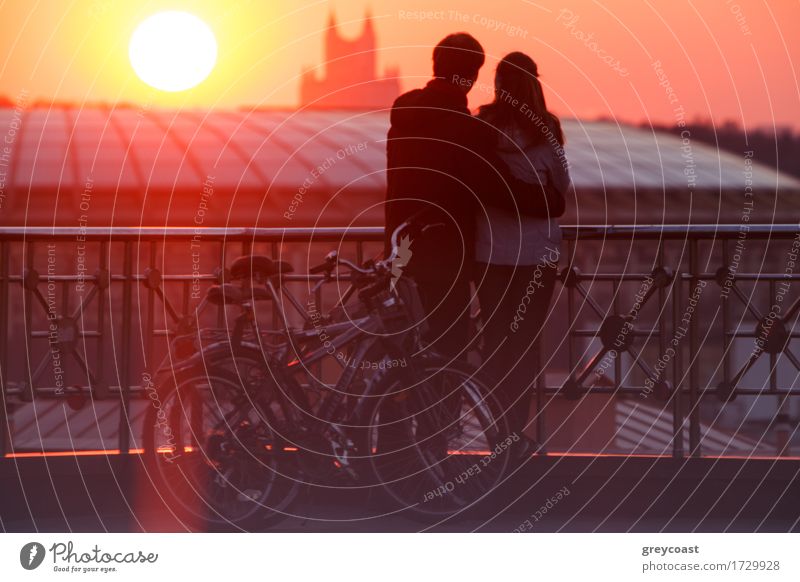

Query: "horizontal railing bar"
<box><xmin>30</xmin><ymin>332</ymin><xmax>101</xmax><ymax>338</ymax></box>
<box><xmin>10</xmin><ymin>384</ymin><xmax>800</xmax><ymax>399</ymax></box>
<box><xmin>0</xmin><ymin>224</ymin><xmax>798</xmax><ymax>241</ymax></box>
<box><xmin>14</xmin><ymin>271</ymin><xmax>800</xmax><ymax>286</ymax></box>
<box><xmin>562</xmin><ymin>273</ymin><xmax>661</xmax><ymax>280</ymax></box>
<box><xmin>570</xmin><ymin>329</ymin><xmax>661</xmax><ymax>337</ymax></box>
<box><xmin>0</xmin><ymin>226</ymin><xmax>385</xmax><ymax>241</ymax></box>
<box><xmin>679</xmin><ymin>273</ymin><xmax>800</xmax><ymax>281</ymax></box>
<box><xmin>562</xmin><ymin>224</ymin><xmax>800</xmax><ymax>238</ymax></box>
<box><xmin>723</xmin><ymin>332</ymin><xmax>800</xmax><ymax>338</ymax></box>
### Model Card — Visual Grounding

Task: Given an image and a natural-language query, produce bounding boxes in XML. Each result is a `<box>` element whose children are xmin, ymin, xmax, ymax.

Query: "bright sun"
<box><xmin>129</xmin><ymin>11</ymin><xmax>217</xmax><ymax>92</ymax></box>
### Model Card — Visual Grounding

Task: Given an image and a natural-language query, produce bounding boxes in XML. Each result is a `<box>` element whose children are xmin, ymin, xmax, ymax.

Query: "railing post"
<box><xmin>23</xmin><ymin>241</ymin><xmax>34</xmax><ymax>402</ymax></box>
<box><xmin>96</xmin><ymin>240</ymin><xmax>108</xmax><ymax>397</ymax></box>
<box><xmin>0</xmin><ymin>241</ymin><xmax>8</xmax><ymax>456</ymax></box>
<box><xmin>566</xmin><ymin>238</ymin><xmax>575</xmax><ymax>376</ymax></box>
<box><xmin>612</xmin><ymin>278</ymin><xmax>621</xmax><ymax>388</ymax></box>
<box><xmin>356</xmin><ymin>240</ymin><xmax>364</xmax><ymax>267</ymax></box>
<box><xmin>535</xmin><ymin>334</ymin><xmax>545</xmax><ymax>449</ymax></box>
<box><xmin>146</xmin><ymin>241</ymin><xmax>156</xmax><ymax>373</ymax></box>
<box><xmin>271</xmin><ymin>241</ymin><xmax>280</xmax><ymax>332</ymax></box>
<box><xmin>769</xmin><ymin>280</ymin><xmax>778</xmax><ymax>395</ymax></box>
<box><xmin>118</xmin><ymin>240</ymin><xmax>133</xmax><ymax>454</ymax></box>
<box><xmin>671</xmin><ymin>258</ymin><xmax>684</xmax><ymax>458</ymax></box>
<box><xmin>658</xmin><ymin>241</ymin><xmax>683</xmax><ymax>459</ymax></box>
<box><xmin>721</xmin><ymin>240</ymin><xmax>730</xmax><ymax>405</ymax></box>
<box><xmin>688</xmin><ymin>239</ymin><xmax>701</xmax><ymax>457</ymax></box>
<box><xmin>217</xmin><ymin>241</ymin><xmax>226</xmax><ymax>329</ymax></box>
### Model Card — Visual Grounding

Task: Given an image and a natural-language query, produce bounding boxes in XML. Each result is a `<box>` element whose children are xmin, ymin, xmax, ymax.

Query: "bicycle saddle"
<box><xmin>206</xmin><ymin>284</ymin><xmax>243</xmax><ymax>306</ymax></box>
<box><xmin>230</xmin><ymin>255</ymin><xmax>294</xmax><ymax>281</ymax></box>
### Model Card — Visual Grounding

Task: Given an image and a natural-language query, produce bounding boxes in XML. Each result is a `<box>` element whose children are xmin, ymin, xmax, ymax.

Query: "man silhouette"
<box><xmin>385</xmin><ymin>33</ymin><xmax>564</xmax><ymax>359</ymax></box>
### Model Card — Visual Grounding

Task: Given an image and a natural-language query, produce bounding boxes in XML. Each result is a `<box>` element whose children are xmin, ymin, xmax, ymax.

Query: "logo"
<box><xmin>20</xmin><ymin>542</ymin><xmax>46</xmax><ymax>570</ymax></box>
<box><xmin>390</xmin><ymin>234</ymin><xmax>413</xmax><ymax>293</ymax></box>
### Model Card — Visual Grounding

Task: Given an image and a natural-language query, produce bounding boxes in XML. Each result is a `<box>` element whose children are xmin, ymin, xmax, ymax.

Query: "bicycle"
<box><xmin>142</xmin><ymin>221</ymin><xmax>511</xmax><ymax>530</ymax></box>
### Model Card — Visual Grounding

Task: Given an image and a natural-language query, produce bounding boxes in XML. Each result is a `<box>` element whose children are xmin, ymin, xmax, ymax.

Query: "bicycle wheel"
<box><xmin>362</xmin><ymin>356</ymin><xmax>511</xmax><ymax>518</ymax></box>
<box><xmin>142</xmin><ymin>361</ymin><xmax>300</xmax><ymax>531</ymax></box>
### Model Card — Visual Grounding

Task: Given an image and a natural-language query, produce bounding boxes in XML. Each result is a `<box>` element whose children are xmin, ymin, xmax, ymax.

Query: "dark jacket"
<box><xmin>385</xmin><ymin>78</ymin><xmax>565</xmax><ymax>282</ymax></box>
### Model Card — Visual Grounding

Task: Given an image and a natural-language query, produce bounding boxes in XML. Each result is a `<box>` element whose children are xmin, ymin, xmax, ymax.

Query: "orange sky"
<box><xmin>1</xmin><ymin>0</ymin><xmax>798</xmax><ymax>130</ymax></box>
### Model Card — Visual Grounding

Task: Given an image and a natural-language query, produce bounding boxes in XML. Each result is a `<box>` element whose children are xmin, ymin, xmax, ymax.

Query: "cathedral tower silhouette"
<box><xmin>300</xmin><ymin>8</ymin><xmax>400</xmax><ymax>109</ymax></box>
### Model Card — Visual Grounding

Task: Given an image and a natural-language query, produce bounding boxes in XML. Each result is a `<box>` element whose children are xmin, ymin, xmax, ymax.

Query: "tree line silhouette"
<box><xmin>645</xmin><ymin>120</ymin><xmax>800</xmax><ymax>180</ymax></box>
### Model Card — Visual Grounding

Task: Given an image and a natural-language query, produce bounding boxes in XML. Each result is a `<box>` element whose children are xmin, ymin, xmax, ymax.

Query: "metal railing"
<box><xmin>1</xmin><ymin>224</ymin><xmax>798</xmax><ymax>459</ymax></box>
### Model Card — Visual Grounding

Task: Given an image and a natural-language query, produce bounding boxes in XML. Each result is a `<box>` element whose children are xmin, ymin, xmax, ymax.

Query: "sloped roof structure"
<box><xmin>1</xmin><ymin>107</ymin><xmax>797</xmax><ymax>225</ymax></box>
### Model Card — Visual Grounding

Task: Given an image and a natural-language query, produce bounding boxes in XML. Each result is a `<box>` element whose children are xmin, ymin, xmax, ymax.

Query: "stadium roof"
<box><xmin>1</xmin><ymin>107</ymin><xmax>797</xmax><ymax>225</ymax></box>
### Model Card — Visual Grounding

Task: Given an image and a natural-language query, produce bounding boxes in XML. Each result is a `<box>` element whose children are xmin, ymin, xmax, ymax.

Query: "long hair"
<box><xmin>478</xmin><ymin>52</ymin><xmax>564</xmax><ymax>147</ymax></box>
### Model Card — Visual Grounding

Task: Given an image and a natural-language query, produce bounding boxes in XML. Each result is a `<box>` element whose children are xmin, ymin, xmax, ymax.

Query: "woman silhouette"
<box><xmin>475</xmin><ymin>52</ymin><xmax>570</xmax><ymax>455</ymax></box>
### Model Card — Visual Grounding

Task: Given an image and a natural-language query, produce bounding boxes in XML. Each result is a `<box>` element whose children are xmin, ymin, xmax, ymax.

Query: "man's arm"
<box><xmin>460</xmin><ymin>115</ymin><xmax>565</xmax><ymax>219</ymax></box>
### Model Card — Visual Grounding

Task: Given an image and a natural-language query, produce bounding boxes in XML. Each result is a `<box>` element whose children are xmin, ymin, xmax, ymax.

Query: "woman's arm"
<box><xmin>546</xmin><ymin>141</ymin><xmax>572</xmax><ymax>200</ymax></box>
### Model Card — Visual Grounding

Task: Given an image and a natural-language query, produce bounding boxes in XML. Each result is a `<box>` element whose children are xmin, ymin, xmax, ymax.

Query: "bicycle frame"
<box><xmin>275</xmin><ymin>299</ymin><xmax>420</xmax><ymax>428</ymax></box>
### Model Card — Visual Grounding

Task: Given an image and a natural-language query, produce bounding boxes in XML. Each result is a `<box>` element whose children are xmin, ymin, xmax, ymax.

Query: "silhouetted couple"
<box><xmin>385</xmin><ymin>33</ymin><xmax>570</xmax><ymax>455</ymax></box>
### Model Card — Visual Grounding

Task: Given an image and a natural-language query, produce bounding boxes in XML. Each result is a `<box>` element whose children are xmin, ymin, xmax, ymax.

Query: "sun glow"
<box><xmin>128</xmin><ymin>11</ymin><xmax>217</xmax><ymax>92</ymax></box>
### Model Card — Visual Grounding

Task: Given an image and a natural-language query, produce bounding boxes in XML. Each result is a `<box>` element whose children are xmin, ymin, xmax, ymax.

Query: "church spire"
<box><xmin>362</xmin><ymin>6</ymin><xmax>374</xmax><ymax>36</ymax></box>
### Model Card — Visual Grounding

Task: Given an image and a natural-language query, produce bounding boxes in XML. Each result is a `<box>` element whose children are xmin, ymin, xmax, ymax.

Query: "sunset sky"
<box><xmin>0</xmin><ymin>0</ymin><xmax>798</xmax><ymax>130</ymax></box>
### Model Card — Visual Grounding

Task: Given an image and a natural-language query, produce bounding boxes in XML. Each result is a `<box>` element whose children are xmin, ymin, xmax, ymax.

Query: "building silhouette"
<box><xmin>299</xmin><ymin>9</ymin><xmax>400</xmax><ymax>110</ymax></box>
